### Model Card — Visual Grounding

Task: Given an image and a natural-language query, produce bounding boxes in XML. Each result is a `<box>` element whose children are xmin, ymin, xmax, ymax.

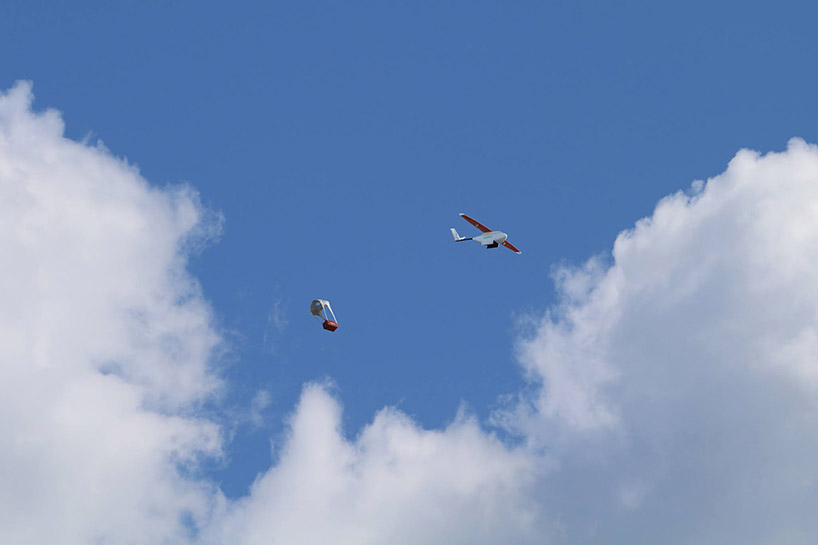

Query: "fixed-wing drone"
<box><xmin>450</xmin><ymin>213</ymin><xmax>521</xmax><ymax>254</ymax></box>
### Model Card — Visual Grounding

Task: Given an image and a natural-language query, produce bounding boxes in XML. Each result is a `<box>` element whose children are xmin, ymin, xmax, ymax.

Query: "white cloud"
<box><xmin>510</xmin><ymin>138</ymin><xmax>818</xmax><ymax>543</ymax></box>
<box><xmin>202</xmin><ymin>385</ymin><xmax>545</xmax><ymax>545</ymax></box>
<box><xmin>0</xmin><ymin>81</ymin><xmax>222</xmax><ymax>544</ymax></box>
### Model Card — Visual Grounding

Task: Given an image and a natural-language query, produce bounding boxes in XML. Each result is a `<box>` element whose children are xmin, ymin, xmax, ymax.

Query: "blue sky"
<box><xmin>4</xmin><ymin>1</ymin><xmax>818</xmax><ymax>540</ymax></box>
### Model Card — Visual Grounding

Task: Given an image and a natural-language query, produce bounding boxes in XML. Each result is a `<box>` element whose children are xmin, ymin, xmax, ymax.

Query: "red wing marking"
<box><xmin>502</xmin><ymin>241</ymin><xmax>522</xmax><ymax>254</ymax></box>
<box><xmin>459</xmin><ymin>213</ymin><xmax>492</xmax><ymax>233</ymax></box>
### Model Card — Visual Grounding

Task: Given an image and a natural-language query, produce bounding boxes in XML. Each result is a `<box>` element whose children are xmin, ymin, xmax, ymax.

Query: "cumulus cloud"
<box><xmin>203</xmin><ymin>385</ymin><xmax>543</xmax><ymax>545</ymax></box>
<box><xmin>511</xmin><ymin>138</ymin><xmax>818</xmax><ymax>544</ymax></box>
<box><xmin>0</xmin><ymin>81</ymin><xmax>223</xmax><ymax>545</ymax></box>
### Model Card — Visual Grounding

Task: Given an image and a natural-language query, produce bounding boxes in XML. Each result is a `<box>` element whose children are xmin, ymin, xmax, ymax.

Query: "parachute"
<box><xmin>310</xmin><ymin>299</ymin><xmax>338</xmax><ymax>331</ymax></box>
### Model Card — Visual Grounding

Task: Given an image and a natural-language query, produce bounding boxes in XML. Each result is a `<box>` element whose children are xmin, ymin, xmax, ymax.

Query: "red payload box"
<box><xmin>322</xmin><ymin>320</ymin><xmax>338</xmax><ymax>332</ymax></box>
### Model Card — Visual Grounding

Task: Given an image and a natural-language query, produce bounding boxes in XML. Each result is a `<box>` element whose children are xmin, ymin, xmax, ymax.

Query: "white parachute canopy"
<box><xmin>310</xmin><ymin>299</ymin><xmax>338</xmax><ymax>331</ymax></box>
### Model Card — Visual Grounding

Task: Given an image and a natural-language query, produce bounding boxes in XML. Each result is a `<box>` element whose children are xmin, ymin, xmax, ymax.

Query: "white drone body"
<box><xmin>450</xmin><ymin>213</ymin><xmax>521</xmax><ymax>253</ymax></box>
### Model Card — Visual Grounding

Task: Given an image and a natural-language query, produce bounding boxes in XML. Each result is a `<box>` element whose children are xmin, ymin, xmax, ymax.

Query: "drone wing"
<box><xmin>502</xmin><ymin>240</ymin><xmax>522</xmax><ymax>254</ymax></box>
<box><xmin>459</xmin><ymin>213</ymin><xmax>492</xmax><ymax>233</ymax></box>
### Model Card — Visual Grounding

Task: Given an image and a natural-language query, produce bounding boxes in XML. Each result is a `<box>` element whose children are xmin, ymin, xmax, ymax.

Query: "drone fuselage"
<box><xmin>473</xmin><ymin>231</ymin><xmax>508</xmax><ymax>247</ymax></box>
